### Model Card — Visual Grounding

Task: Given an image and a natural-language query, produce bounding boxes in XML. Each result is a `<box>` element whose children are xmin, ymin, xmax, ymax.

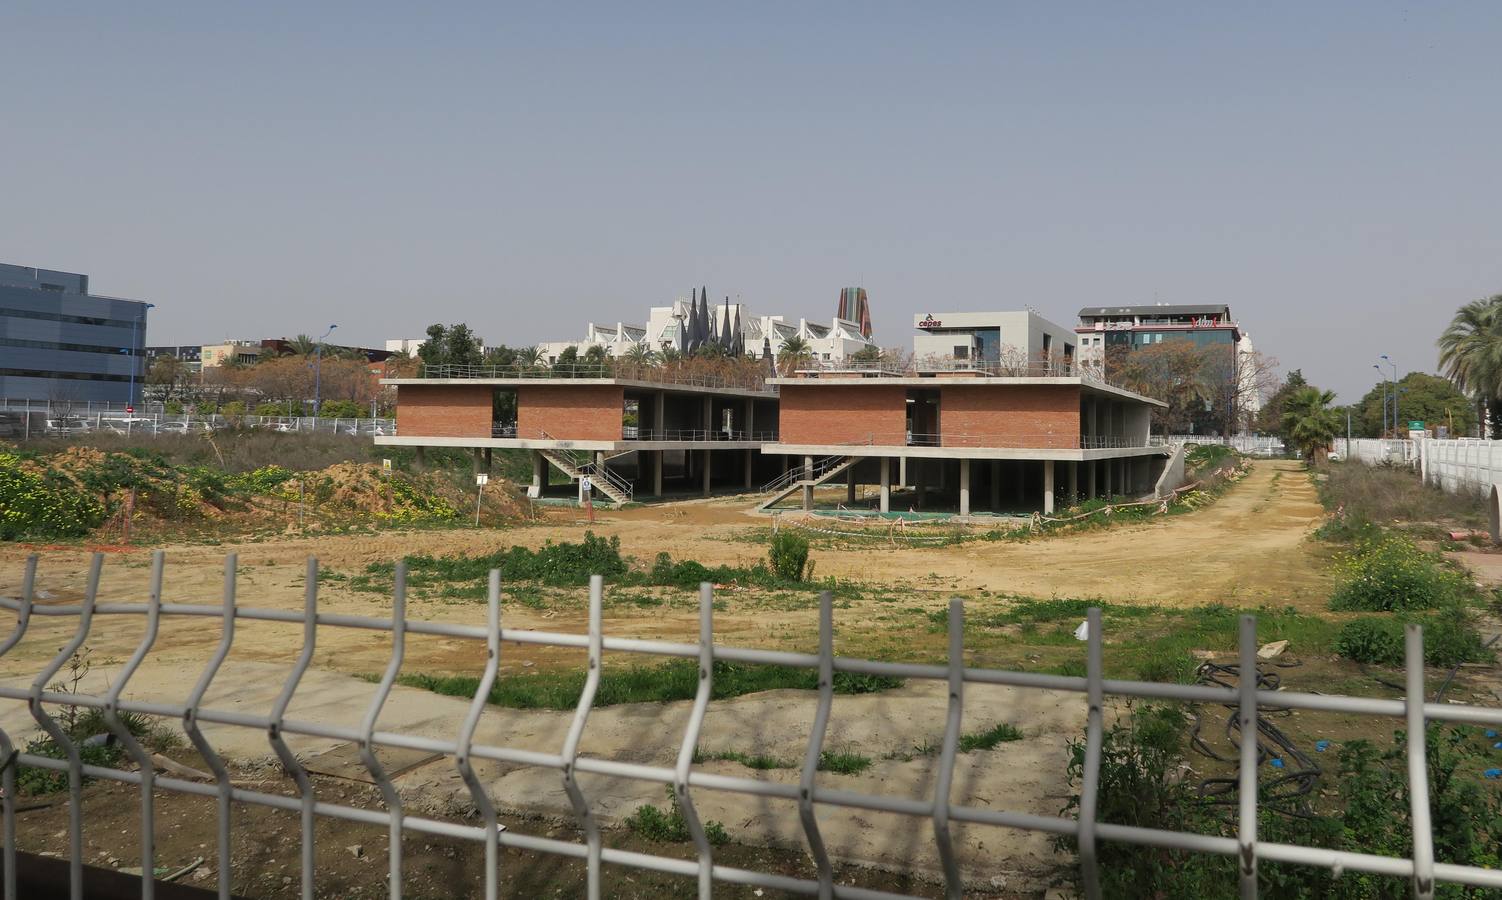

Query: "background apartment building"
<box><xmin>0</xmin><ymin>262</ymin><xmax>152</xmax><ymax>405</ymax></box>
<box><xmin>911</xmin><ymin>310</ymin><xmax>1077</xmax><ymax>372</ymax></box>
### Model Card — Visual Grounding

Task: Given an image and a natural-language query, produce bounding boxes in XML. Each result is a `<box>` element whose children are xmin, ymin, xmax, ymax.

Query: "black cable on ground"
<box><xmin>1188</xmin><ymin>659</ymin><xmax>1323</xmax><ymax>820</ymax></box>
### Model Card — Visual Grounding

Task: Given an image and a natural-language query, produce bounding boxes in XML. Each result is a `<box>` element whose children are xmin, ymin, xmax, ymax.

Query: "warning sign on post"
<box><xmin>476</xmin><ymin>473</ymin><xmax>489</xmax><ymax>486</ymax></box>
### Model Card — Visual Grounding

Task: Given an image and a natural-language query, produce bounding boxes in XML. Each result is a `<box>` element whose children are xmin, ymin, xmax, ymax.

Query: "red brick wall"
<box><xmin>517</xmin><ymin>385</ymin><xmax>624</xmax><ymax>441</ymax></box>
<box><xmin>778</xmin><ymin>384</ymin><xmax>907</xmax><ymax>445</ymax></box>
<box><xmin>395</xmin><ymin>384</ymin><xmax>493</xmax><ymax>438</ymax></box>
<box><xmin>939</xmin><ymin>385</ymin><xmax>1081</xmax><ymax>448</ymax></box>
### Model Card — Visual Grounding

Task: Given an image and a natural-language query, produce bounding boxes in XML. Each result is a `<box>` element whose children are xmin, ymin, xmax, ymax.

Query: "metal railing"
<box><xmin>2</xmin><ymin>552</ymin><xmax>1498</xmax><ymax>899</ymax></box>
<box><xmin>772</xmin><ymin>432</ymin><xmax>1156</xmax><ymax>450</ymax></box>
<box><xmin>416</xmin><ymin>363</ymin><xmax>771</xmax><ymax>393</ymax></box>
<box><xmin>760</xmin><ymin>455</ymin><xmax>848</xmax><ymax>493</ymax></box>
<box><xmin>1150</xmin><ymin>434</ymin><xmax>1286</xmax><ymax>454</ymax></box>
<box><xmin>0</xmin><ymin>411</ymin><xmax>395</xmax><ymax>440</ymax></box>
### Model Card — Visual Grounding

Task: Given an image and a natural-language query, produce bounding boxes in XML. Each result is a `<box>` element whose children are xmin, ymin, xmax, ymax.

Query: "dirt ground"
<box><xmin>0</xmin><ymin>459</ymin><xmax>1337</xmax><ymax>896</ymax></box>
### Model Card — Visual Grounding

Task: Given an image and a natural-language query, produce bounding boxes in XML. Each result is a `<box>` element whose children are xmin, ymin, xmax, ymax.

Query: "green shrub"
<box><xmin>958</xmin><ymin>722</ymin><xmax>1023</xmax><ymax>752</ymax></box>
<box><xmin>0</xmin><ymin>453</ymin><xmax>107</xmax><ymax>541</ymax></box>
<box><xmin>1328</xmin><ymin>535</ymin><xmax>1468</xmax><ymax>612</ymax></box>
<box><xmin>317</xmin><ymin>399</ymin><xmax>361</xmax><ymax>418</ymax></box>
<box><xmin>624</xmin><ymin>786</ymin><xmax>729</xmax><ymax>845</ymax></box>
<box><xmin>227</xmin><ymin>464</ymin><xmax>296</xmax><ymax>496</ymax></box>
<box><xmin>378</xmin><ymin>532</ymin><xmax>626</xmax><ymax>587</ymax></box>
<box><xmin>1334</xmin><ymin>612</ymin><xmax>1491</xmax><ymax>668</ymax></box>
<box><xmin>768</xmin><ymin>530</ymin><xmax>811</xmax><ymax>581</ymax></box>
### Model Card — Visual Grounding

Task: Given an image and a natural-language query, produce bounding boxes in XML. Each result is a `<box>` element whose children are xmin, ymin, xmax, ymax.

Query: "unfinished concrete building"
<box><xmin>377</xmin><ymin>372</ymin><xmax>780</xmax><ymax>503</ymax></box>
<box><xmin>377</xmin><ymin>363</ymin><xmax>1171</xmax><ymax>514</ymax></box>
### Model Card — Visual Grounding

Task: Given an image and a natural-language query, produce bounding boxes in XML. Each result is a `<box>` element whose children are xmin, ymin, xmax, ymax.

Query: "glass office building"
<box><xmin>0</xmin><ymin>263</ymin><xmax>152</xmax><ymax>405</ymax></box>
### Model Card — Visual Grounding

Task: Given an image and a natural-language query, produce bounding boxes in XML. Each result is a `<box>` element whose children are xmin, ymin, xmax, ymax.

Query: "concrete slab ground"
<box><xmin>0</xmin><ymin>659</ymin><xmax>1082</xmax><ymax>891</ymax></box>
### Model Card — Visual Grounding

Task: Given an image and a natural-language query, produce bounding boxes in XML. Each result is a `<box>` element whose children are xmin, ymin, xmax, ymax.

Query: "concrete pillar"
<box><xmin>990</xmin><ymin>460</ymin><xmax>1001</xmax><ymax>512</ymax></box>
<box><xmin>703</xmin><ymin>395</ymin><xmax>713</xmax><ymax>437</ymax></box>
<box><xmin>652</xmin><ymin>450</ymin><xmax>663</xmax><ymax>496</ymax></box>
<box><xmin>415</xmin><ymin>446</ymin><xmax>427</xmax><ymax>470</ymax></box>
<box><xmin>744</xmin><ymin>448</ymin><xmax>754</xmax><ymax>489</ymax></box>
<box><xmin>899</xmin><ymin>456</ymin><xmax>908</xmax><ymax>487</ymax></box>
<box><xmin>472</xmin><ymin>447</ymin><xmax>485</xmax><ymax>474</ymax></box>
<box><xmin>880</xmin><ymin>456</ymin><xmax>891</xmax><ymax>513</ymax></box>
<box><xmin>915</xmin><ymin>459</ymin><xmax>927</xmax><ymax>508</ymax></box>
<box><xmin>1087</xmin><ymin>457</ymin><xmax>1097</xmax><ymax>499</ymax></box>
<box><xmin>1043</xmin><ymin>459</ymin><xmax>1055</xmax><ymax>514</ymax></box>
<box><xmin>483</xmin><ymin>447</ymin><xmax>493</xmax><ymax>472</ymax></box>
<box><xmin>1105</xmin><ymin>455</ymin><xmax>1114</xmax><ymax>497</ymax></box>
<box><xmin>1068</xmin><ymin>460</ymin><xmax>1078</xmax><ymax>503</ymax></box>
<box><xmin>654</xmin><ymin>392</ymin><xmax>666</xmax><ymax>439</ymax></box>
<box><xmin>847</xmin><ymin>464</ymin><xmax>856</xmax><ymax>504</ymax></box>
<box><xmin>702</xmin><ymin>448</ymin><xmax>712</xmax><ymax>497</ymax></box>
<box><xmin>1120</xmin><ymin>457</ymin><xmax>1130</xmax><ymax>495</ymax></box>
<box><xmin>595</xmin><ymin>450</ymin><xmax>606</xmax><ymax>470</ymax></box>
<box><xmin>532</xmin><ymin>450</ymin><xmax>546</xmax><ymax>492</ymax></box>
<box><xmin>959</xmin><ymin>458</ymin><xmax>971</xmax><ymax>516</ymax></box>
<box><xmin>804</xmin><ymin>455</ymin><xmax>814</xmax><ymax>480</ymax></box>
<box><xmin>745</xmin><ymin>399</ymin><xmax>755</xmax><ymax>440</ymax></box>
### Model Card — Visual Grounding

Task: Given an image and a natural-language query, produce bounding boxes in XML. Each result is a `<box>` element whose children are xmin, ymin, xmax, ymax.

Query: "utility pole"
<box><xmin>313</xmin><ymin>323</ymin><xmax>338</xmax><ymax>421</ymax></box>
<box><xmin>1381</xmin><ymin>355</ymin><xmax>1399</xmax><ymax>435</ymax></box>
<box><xmin>1373</xmin><ymin>364</ymin><xmax>1388</xmax><ymax>437</ymax></box>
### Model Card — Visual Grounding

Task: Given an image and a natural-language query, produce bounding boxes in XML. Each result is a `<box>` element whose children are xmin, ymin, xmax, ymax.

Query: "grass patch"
<box><xmin>957</xmin><ymin>722</ymin><xmax>1023</xmax><ymax>752</ymax></box>
<box><xmin>393</xmin><ymin>659</ymin><xmax>903</xmax><ymax>710</ymax></box>
<box><xmin>624</xmin><ymin>786</ymin><xmax>729</xmax><ymax>845</ymax></box>
<box><xmin>1315</xmin><ymin>460</ymin><xmax>1486</xmax><ymax>539</ymax></box>
<box><xmin>692</xmin><ymin>747</ymin><xmax>873</xmax><ymax>775</ymax></box>
<box><xmin>1334</xmin><ymin>611</ymin><xmax>1493</xmax><ymax>668</ymax></box>
<box><xmin>1327</xmin><ymin>534</ymin><xmax>1469</xmax><ymax>612</ymax></box>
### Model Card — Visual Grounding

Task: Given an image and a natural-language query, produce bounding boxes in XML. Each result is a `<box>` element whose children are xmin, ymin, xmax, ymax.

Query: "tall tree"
<box><xmin>1255</xmin><ymin>369</ymin><xmax>1308</xmax><ymax>435</ymax></box>
<box><xmin>1438</xmin><ymin>295</ymin><xmax>1502</xmax><ymax>437</ymax></box>
<box><xmin>776</xmin><ymin>336</ymin><xmax>813</xmax><ymax>375</ymax></box>
<box><xmin>1281</xmin><ymin>385</ymin><xmax>1342</xmax><ymax>462</ymax></box>
<box><xmin>1109</xmin><ymin>341</ymin><xmax>1215</xmax><ymax>433</ymax></box>
<box><xmin>1351</xmin><ymin>371</ymin><xmax>1475</xmax><ymax>438</ymax></box>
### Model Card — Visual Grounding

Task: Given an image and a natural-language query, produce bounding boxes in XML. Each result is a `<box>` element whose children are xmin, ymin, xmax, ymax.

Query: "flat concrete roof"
<box><xmin>381</xmin><ymin>377</ymin><xmax>774</xmax><ymax>399</ymax></box>
<box><xmin>761</xmin><ymin>443</ymin><xmax>1169</xmax><ymax>462</ymax></box>
<box><xmin>374</xmin><ymin>436</ymin><xmax>767</xmax><ymax>452</ymax></box>
<box><xmin>767</xmin><ymin>375</ymin><xmax>1167</xmax><ymax>408</ymax></box>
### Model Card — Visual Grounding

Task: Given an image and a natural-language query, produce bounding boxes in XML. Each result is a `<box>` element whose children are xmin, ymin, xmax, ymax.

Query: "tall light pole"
<box><xmin>313</xmin><ymin>324</ymin><xmax>338</xmax><ymax>419</ymax></box>
<box><xmin>126</xmin><ymin>303</ymin><xmax>156</xmax><ymax>410</ymax></box>
<box><xmin>1373</xmin><ymin>364</ymin><xmax>1387</xmax><ymax>437</ymax></box>
<box><xmin>1380</xmin><ymin>354</ymin><xmax>1398</xmax><ymax>435</ymax></box>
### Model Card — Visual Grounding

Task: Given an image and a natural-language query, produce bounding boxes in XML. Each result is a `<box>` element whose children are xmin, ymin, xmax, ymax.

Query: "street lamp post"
<box><xmin>1380</xmin><ymin>355</ymin><xmax>1399</xmax><ymax>435</ymax></box>
<box><xmin>1373</xmin><ymin>364</ymin><xmax>1388</xmax><ymax>437</ymax></box>
<box><xmin>313</xmin><ymin>324</ymin><xmax>338</xmax><ymax>421</ymax></box>
<box><xmin>126</xmin><ymin>303</ymin><xmax>156</xmax><ymax>410</ymax></box>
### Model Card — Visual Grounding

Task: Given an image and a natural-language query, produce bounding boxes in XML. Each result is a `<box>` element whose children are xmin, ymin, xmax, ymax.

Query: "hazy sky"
<box><xmin>5</xmin><ymin>2</ymin><xmax>1500</xmax><ymax>402</ymax></box>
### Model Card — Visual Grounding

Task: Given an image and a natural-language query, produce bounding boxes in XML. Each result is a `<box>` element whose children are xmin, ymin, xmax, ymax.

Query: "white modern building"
<box><xmin>385</xmin><ymin>338</ymin><xmax>427</xmax><ymax>356</ymax></box>
<box><xmin>539</xmin><ymin>293</ymin><xmax>876</xmax><ymax>365</ymax></box>
<box><xmin>911</xmin><ymin>310</ymin><xmax>1078</xmax><ymax>372</ymax></box>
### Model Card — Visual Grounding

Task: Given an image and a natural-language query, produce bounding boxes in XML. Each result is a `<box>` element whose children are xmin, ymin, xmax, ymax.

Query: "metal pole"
<box><xmin>313</xmin><ymin>324</ymin><xmax>337</xmax><ymax>420</ymax></box>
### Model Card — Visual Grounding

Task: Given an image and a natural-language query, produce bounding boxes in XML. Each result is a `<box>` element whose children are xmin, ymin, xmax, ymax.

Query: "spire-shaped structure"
<box><xmin>732</xmin><ymin>308</ymin><xmax>743</xmax><ymax>356</ymax></box>
<box><xmin>683</xmin><ymin>288</ymin><xmax>699</xmax><ymax>354</ymax></box>
<box><xmin>720</xmin><ymin>296</ymin><xmax>733</xmax><ymax>348</ymax></box>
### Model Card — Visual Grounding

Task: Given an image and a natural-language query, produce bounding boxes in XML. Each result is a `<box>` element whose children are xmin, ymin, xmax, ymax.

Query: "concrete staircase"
<box><xmin>539</xmin><ymin>448</ymin><xmax>634</xmax><ymax>506</ymax></box>
<box><xmin>756</xmin><ymin>455</ymin><xmax>860</xmax><ymax>512</ymax></box>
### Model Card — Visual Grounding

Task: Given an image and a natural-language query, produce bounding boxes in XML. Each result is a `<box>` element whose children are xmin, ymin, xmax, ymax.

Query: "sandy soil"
<box><xmin>0</xmin><ymin>459</ymin><xmax>1334</xmax><ymax>894</ymax></box>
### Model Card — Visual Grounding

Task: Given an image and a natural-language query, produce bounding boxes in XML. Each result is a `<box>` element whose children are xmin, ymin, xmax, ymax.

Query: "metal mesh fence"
<box><xmin>1</xmin><ymin>551</ymin><xmax>1499</xmax><ymax>899</ymax></box>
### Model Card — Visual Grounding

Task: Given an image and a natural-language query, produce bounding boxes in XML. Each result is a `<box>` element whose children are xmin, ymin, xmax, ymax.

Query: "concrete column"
<box><xmin>899</xmin><ymin>456</ymin><xmax>908</xmax><ymax>487</ymax></box>
<box><xmin>654</xmin><ymin>392</ymin><xmax>666</xmax><ymax>439</ymax></box>
<box><xmin>915</xmin><ymin>459</ymin><xmax>927</xmax><ymax>508</ymax></box>
<box><xmin>880</xmin><ymin>456</ymin><xmax>891</xmax><ymax>513</ymax></box>
<box><xmin>1087</xmin><ymin>457</ymin><xmax>1097</xmax><ymax>499</ymax></box>
<box><xmin>652</xmin><ymin>450</ymin><xmax>663</xmax><ymax>496</ymax></box>
<box><xmin>959</xmin><ymin>458</ymin><xmax>971</xmax><ymax>516</ymax></box>
<box><xmin>415</xmin><ymin>446</ymin><xmax>427</xmax><ymax>470</ymax></box>
<box><xmin>1120</xmin><ymin>457</ymin><xmax>1129</xmax><ymax>494</ymax></box>
<box><xmin>595</xmin><ymin>450</ymin><xmax>606</xmax><ymax>470</ymax></box>
<box><xmin>703</xmin><ymin>395</ymin><xmax>713</xmax><ymax>437</ymax></box>
<box><xmin>744</xmin><ymin>448</ymin><xmax>754</xmax><ymax>489</ymax></box>
<box><xmin>1105</xmin><ymin>455</ymin><xmax>1114</xmax><ymax>497</ymax></box>
<box><xmin>804</xmin><ymin>455</ymin><xmax>814</xmax><ymax>480</ymax></box>
<box><xmin>483</xmin><ymin>447</ymin><xmax>493</xmax><ymax>472</ymax></box>
<box><xmin>1068</xmin><ymin>460</ymin><xmax>1078</xmax><ymax>503</ymax></box>
<box><xmin>1043</xmin><ymin>459</ymin><xmax>1055</xmax><ymax>514</ymax></box>
<box><xmin>702</xmin><ymin>448</ymin><xmax>712</xmax><ymax>497</ymax></box>
<box><xmin>532</xmin><ymin>450</ymin><xmax>546</xmax><ymax>493</ymax></box>
<box><xmin>472</xmin><ymin>447</ymin><xmax>485</xmax><ymax>474</ymax></box>
<box><xmin>745</xmin><ymin>399</ymin><xmax>755</xmax><ymax>439</ymax></box>
<box><xmin>846</xmin><ymin>464</ymin><xmax>856</xmax><ymax>504</ymax></box>
<box><xmin>990</xmin><ymin>460</ymin><xmax>1001</xmax><ymax>512</ymax></box>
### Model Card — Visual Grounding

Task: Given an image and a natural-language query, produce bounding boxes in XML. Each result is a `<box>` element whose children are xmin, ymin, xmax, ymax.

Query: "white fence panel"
<box><xmin>1335</xmin><ymin>437</ymin><xmax>1502</xmax><ymax>496</ymax></box>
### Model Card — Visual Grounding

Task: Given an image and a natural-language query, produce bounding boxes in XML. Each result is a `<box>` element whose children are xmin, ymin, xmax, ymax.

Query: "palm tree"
<box><xmin>624</xmin><ymin>343</ymin><xmax>658</xmax><ymax>366</ymax></box>
<box><xmin>776</xmin><ymin>336</ymin><xmax>814</xmax><ymax>375</ymax></box>
<box><xmin>1438</xmin><ymin>295</ymin><xmax>1502</xmax><ymax>437</ymax></box>
<box><xmin>286</xmin><ymin>334</ymin><xmax>318</xmax><ymax>357</ymax></box>
<box><xmin>1281</xmin><ymin>385</ymin><xmax>1342</xmax><ymax>463</ymax></box>
<box><xmin>517</xmin><ymin>346</ymin><xmax>544</xmax><ymax>370</ymax></box>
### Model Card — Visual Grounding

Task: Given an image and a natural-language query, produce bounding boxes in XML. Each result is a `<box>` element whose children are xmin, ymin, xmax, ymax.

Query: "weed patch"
<box><xmin>624</xmin><ymin>786</ymin><xmax>730</xmax><ymax>846</ymax></box>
